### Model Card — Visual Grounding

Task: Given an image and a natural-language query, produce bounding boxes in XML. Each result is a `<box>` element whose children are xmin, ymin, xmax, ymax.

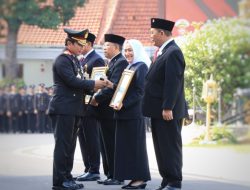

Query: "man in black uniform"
<box><xmin>90</xmin><ymin>34</ymin><xmax>128</xmax><ymax>185</ymax></box>
<box><xmin>76</xmin><ymin>32</ymin><xmax>105</xmax><ymax>181</ymax></box>
<box><xmin>142</xmin><ymin>18</ymin><xmax>187</xmax><ymax>190</ymax></box>
<box><xmin>19</xmin><ymin>86</ymin><xmax>27</xmax><ymax>133</ymax></box>
<box><xmin>35</xmin><ymin>83</ymin><xmax>49</xmax><ymax>133</ymax></box>
<box><xmin>0</xmin><ymin>87</ymin><xmax>4</xmax><ymax>132</ymax></box>
<box><xmin>25</xmin><ymin>85</ymin><xmax>36</xmax><ymax>133</ymax></box>
<box><xmin>1</xmin><ymin>86</ymin><xmax>10</xmax><ymax>133</ymax></box>
<box><xmin>46</xmin><ymin>86</ymin><xmax>53</xmax><ymax>133</ymax></box>
<box><xmin>7</xmin><ymin>84</ymin><xmax>21</xmax><ymax>133</ymax></box>
<box><xmin>48</xmin><ymin>28</ymin><xmax>106</xmax><ymax>190</ymax></box>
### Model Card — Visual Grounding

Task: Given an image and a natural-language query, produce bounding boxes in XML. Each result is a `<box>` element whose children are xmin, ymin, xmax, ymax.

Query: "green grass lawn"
<box><xmin>184</xmin><ymin>142</ymin><xmax>250</xmax><ymax>153</ymax></box>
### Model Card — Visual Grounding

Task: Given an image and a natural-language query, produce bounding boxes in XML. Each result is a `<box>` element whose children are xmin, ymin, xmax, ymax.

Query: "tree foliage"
<box><xmin>178</xmin><ymin>18</ymin><xmax>250</xmax><ymax>108</ymax></box>
<box><xmin>0</xmin><ymin>0</ymin><xmax>85</xmax><ymax>79</ymax></box>
<box><xmin>0</xmin><ymin>0</ymin><xmax>85</xmax><ymax>28</ymax></box>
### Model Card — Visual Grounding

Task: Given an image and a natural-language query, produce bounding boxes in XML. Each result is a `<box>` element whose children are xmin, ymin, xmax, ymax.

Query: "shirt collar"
<box><xmin>110</xmin><ymin>52</ymin><xmax>121</xmax><ymax>62</ymax></box>
<box><xmin>157</xmin><ymin>38</ymin><xmax>174</xmax><ymax>56</ymax></box>
<box><xmin>83</xmin><ymin>48</ymin><xmax>94</xmax><ymax>59</ymax></box>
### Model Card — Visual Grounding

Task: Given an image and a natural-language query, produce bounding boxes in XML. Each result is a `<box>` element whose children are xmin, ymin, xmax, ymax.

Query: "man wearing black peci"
<box><xmin>142</xmin><ymin>18</ymin><xmax>187</xmax><ymax>190</ymax></box>
<box><xmin>76</xmin><ymin>32</ymin><xmax>105</xmax><ymax>181</ymax></box>
<box><xmin>90</xmin><ymin>34</ymin><xmax>128</xmax><ymax>185</ymax></box>
<box><xmin>48</xmin><ymin>28</ymin><xmax>106</xmax><ymax>190</ymax></box>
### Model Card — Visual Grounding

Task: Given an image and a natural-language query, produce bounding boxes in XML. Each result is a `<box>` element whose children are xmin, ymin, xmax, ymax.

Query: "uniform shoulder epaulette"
<box><xmin>63</xmin><ymin>50</ymin><xmax>72</xmax><ymax>55</ymax></box>
<box><xmin>60</xmin><ymin>51</ymin><xmax>74</xmax><ymax>62</ymax></box>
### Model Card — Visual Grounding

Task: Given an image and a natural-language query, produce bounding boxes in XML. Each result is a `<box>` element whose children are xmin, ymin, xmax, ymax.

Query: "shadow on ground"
<box><xmin>0</xmin><ymin>175</ymin><xmax>249</xmax><ymax>190</ymax></box>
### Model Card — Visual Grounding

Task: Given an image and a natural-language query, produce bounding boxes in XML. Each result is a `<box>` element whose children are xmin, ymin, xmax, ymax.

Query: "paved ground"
<box><xmin>0</xmin><ymin>133</ymin><xmax>250</xmax><ymax>190</ymax></box>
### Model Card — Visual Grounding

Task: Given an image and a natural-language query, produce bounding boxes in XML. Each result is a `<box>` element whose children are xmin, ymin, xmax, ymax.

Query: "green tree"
<box><xmin>0</xmin><ymin>0</ymin><xmax>85</xmax><ymax>79</ymax></box>
<box><xmin>178</xmin><ymin>18</ymin><xmax>250</xmax><ymax>110</ymax></box>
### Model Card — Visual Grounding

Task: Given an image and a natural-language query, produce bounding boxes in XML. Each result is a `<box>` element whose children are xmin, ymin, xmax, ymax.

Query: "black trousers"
<box><xmin>100</xmin><ymin>129</ymin><xmax>109</xmax><ymax>177</ymax></box>
<box><xmin>27</xmin><ymin>113</ymin><xmax>36</xmax><ymax>133</ymax></box>
<box><xmin>78</xmin><ymin>116</ymin><xmax>101</xmax><ymax>174</ymax></box>
<box><xmin>0</xmin><ymin>114</ymin><xmax>3</xmax><ymax>132</ymax></box>
<box><xmin>151</xmin><ymin>118</ymin><xmax>183</xmax><ymax>188</ymax></box>
<box><xmin>50</xmin><ymin>114</ymin><xmax>81</xmax><ymax>186</ymax></box>
<box><xmin>9</xmin><ymin>113</ymin><xmax>19</xmax><ymax>133</ymax></box>
<box><xmin>2</xmin><ymin>114</ymin><xmax>9</xmax><ymax>133</ymax></box>
<box><xmin>19</xmin><ymin>113</ymin><xmax>27</xmax><ymax>133</ymax></box>
<box><xmin>99</xmin><ymin>119</ymin><xmax>116</xmax><ymax>179</ymax></box>
<box><xmin>37</xmin><ymin>111</ymin><xmax>46</xmax><ymax>133</ymax></box>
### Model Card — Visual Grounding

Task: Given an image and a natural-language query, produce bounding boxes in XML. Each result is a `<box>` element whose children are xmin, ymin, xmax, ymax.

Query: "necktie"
<box><xmin>152</xmin><ymin>48</ymin><xmax>159</xmax><ymax>63</ymax></box>
<box><xmin>80</xmin><ymin>57</ymin><xmax>85</xmax><ymax>67</ymax></box>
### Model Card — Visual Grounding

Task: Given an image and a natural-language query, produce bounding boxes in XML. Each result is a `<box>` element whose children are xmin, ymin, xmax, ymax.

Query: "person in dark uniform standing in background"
<box><xmin>46</xmin><ymin>86</ymin><xmax>54</xmax><ymax>133</ymax></box>
<box><xmin>19</xmin><ymin>86</ymin><xmax>27</xmax><ymax>133</ymax></box>
<box><xmin>0</xmin><ymin>87</ymin><xmax>4</xmax><ymax>132</ymax></box>
<box><xmin>1</xmin><ymin>85</ymin><xmax>10</xmax><ymax>133</ymax></box>
<box><xmin>142</xmin><ymin>18</ymin><xmax>187</xmax><ymax>190</ymax></box>
<box><xmin>35</xmin><ymin>83</ymin><xmax>49</xmax><ymax>133</ymax></box>
<box><xmin>25</xmin><ymin>85</ymin><xmax>37</xmax><ymax>133</ymax></box>
<box><xmin>76</xmin><ymin>32</ymin><xmax>105</xmax><ymax>181</ymax></box>
<box><xmin>48</xmin><ymin>28</ymin><xmax>106</xmax><ymax>190</ymax></box>
<box><xmin>6</xmin><ymin>84</ymin><xmax>21</xmax><ymax>133</ymax></box>
<box><xmin>90</xmin><ymin>34</ymin><xmax>128</xmax><ymax>186</ymax></box>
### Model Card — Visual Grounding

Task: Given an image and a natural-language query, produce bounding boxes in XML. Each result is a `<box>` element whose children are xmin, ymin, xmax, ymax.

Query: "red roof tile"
<box><xmin>1</xmin><ymin>0</ymin><xmax>106</xmax><ymax>45</ymax></box>
<box><xmin>166</xmin><ymin>0</ymin><xmax>238</xmax><ymax>36</ymax></box>
<box><xmin>109</xmin><ymin>0</ymin><xmax>158</xmax><ymax>46</ymax></box>
<box><xmin>202</xmin><ymin>0</ymin><xmax>237</xmax><ymax>17</ymax></box>
<box><xmin>0</xmin><ymin>0</ymin><xmax>239</xmax><ymax>46</ymax></box>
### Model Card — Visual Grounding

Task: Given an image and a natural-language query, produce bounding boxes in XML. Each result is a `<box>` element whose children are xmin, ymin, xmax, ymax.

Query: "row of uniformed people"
<box><xmin>0</xmin><ymin>83</ymin><xmax>53</xmax><ymax>133</ymax></box>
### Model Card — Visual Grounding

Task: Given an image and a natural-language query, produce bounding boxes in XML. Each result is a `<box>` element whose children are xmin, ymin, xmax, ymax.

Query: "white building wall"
<box><xmin>0</xmin><ymin>45</ymin><xmax>155</xmax><ymax>87</ymax></box>
<box><xmin>22</xmin><ymin>59</ymin><xmax>53</xmax><ymax>87</ymax></box>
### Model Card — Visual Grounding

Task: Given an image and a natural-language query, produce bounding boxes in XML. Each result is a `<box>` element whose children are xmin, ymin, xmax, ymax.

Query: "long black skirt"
<box><xmin>113</xmin><ymin>118</ymin><xmax>151</xmax><ymax>181</ymax></box>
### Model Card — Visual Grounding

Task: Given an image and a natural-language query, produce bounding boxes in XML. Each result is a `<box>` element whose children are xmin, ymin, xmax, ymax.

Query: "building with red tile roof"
<box><xmin>0</xmin><ymin>0</ymin><xmax>240</xmax><ymax>46</ymax></box>
<box><xmin>0</xmin><ymin>0</ymin><xmax>240</xmax><ymax>85</ymax></box>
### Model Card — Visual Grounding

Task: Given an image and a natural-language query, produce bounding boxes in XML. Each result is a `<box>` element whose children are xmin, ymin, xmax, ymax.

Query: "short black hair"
<box><xmin>114</xmin><ymin>43</ymin><xmax>123</xmax><ymax>51</ymax></box>
<box><xmin>87</xmin><ymin>40</ymin><xmax>94</xmax><ymax>47</ymax></box>
<box><xmin>157</xmin><ymin>29</ymin><xmax>172</xmax><ymax>37</ymax></box>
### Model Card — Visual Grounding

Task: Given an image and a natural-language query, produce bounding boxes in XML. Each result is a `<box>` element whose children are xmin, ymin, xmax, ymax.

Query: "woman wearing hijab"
<box><xmin>106</xmin><ymin>39</ymin><xmax>151</xmax><ymax>189</ymax></box>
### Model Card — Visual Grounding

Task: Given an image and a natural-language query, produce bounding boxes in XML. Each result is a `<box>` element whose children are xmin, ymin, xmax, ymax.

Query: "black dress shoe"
<box><xmin>154</xmin><ymin>185</ymin><xmax>166</xmax><ymax>190</ymax></box>
<box><xmin>122</xmin><ymin>182</ymin><xmax>147</xmax><ymax>189</ymax></box>
<box><xmin>73</xmin><ymin>173</ymin><xmax>86</xmax><ymax>180</ymax></box>
<box><xmin>97</xmin><ymin>178</ymin><xmax>109</xmax><ymax>184</ymax></box>
<box><xmin>52</xmin><ymin>180</ymin><xmax>84</xmax><ymax>190</ymax></box>
<box><xmin>103</xmin><ymin>178</ymin><xmax>124</xmax><ymax>185</ymax></box>
<box><xmin>69</xmin><ymin>180</ymin><xmax>84</xmax><ymax>189</ymax></box>
<box><xmin>76</xmin><ymin>172</ymin><xmax>100</xmax><ymax>181</ymax></box>
<box><xmin>164</xmin><ymin>185</ymin><xmax>181</xmax><ymax>190</ymax></box>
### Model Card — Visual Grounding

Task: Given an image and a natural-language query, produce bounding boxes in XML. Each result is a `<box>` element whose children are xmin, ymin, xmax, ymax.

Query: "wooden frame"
<box><xmin>85</xmin><ymin>66</ymin><xmax>108</xmax><ymax>103</ymax></box>
<box><xmin>109</xmin><ymin>69</ymin><xmax>135</xmax><ymax>108</ymax></box>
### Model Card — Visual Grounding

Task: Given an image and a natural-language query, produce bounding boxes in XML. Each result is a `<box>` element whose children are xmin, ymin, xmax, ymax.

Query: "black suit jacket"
<box><xmin>48</xmin><ymin>53</ymin><xmax>95</xmax><ymax>116</ymax></box>
<box><xmin>95</xmin><ymin>53</ymin><xmax>128</xmax><ymax>119</ymax></box>
<box><xmin>82</xmin><ymin>50</ymin><xmax>105</xmax><ymax>77</ymax></box>
<box><xmin>82</xmin><ymin>50</ymin><xmax>105</xmax><ymax>117</ymax></box>
<box><xmin>142</xmin><ymin>40</ymin><xmax>186</xmax><ymax>119</ymax></box>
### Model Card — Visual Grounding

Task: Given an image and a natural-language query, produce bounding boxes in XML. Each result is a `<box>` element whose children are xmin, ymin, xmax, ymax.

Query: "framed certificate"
<box><xmin>91</xmin><ymin>66</ymin><xmax>108</xmax><ymax>80</ymax></box>
<box><xmin>109</xmin><ymin>69</ymin><xmax>135</xmax><ymax>108</ymax></box>
<box><xmin>85</xmin><ymin>66</ymin><xmax>108</xmax><ymax>103</ymax></box>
